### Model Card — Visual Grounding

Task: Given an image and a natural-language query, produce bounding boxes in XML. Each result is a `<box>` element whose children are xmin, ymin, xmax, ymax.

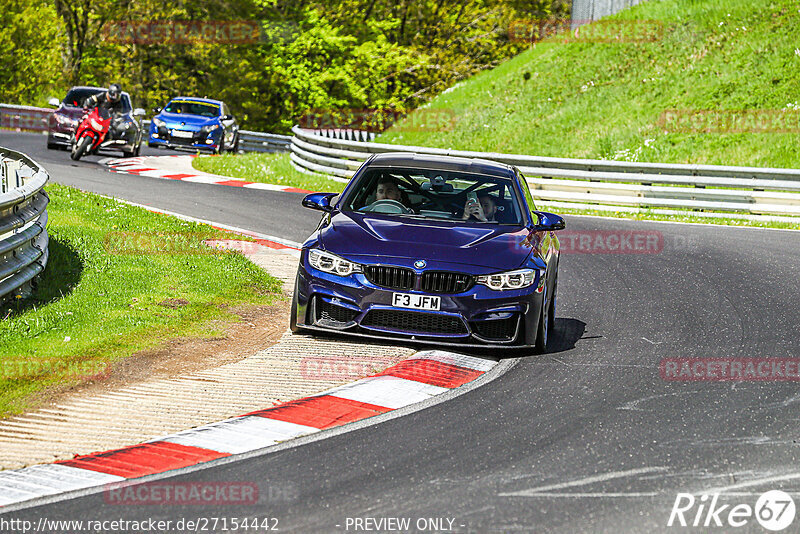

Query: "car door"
<box><xmin>516</xmin><ymin>168</ymin><xmax>556</xmax><ymax>263</ymax></box>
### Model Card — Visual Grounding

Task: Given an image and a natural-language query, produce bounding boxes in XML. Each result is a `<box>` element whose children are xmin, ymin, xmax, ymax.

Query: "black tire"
<box><xmin>47</xmin><ymin>141</ymin><xmax>58</xmax><ymax>150</ymax></box>
<box><xmin>549</xmin><ymin>275</ymin><xmax>558</xmax><ymax>330</ymax></box>
<box><xmin>289</xmin><ymin>271</ymin><xmax>305</xmax><ymax>334</ymax></box>
<box><xmin>70</xmin><ymin>135</ymin><xmax>92</xmax><ymax>161</ymax></box>
<box><xmin>534</xmin><ymin>291</ymin><xmax>550</xmax><ymax>354</ymax></box>
<box><xmin>229</xmin><ymin>134</ymin><xmax>239</xmax><ymax>154</ymax></box>
<box><xmin>122</xmin><ymin>148</ymin><xmax>134</xmax><ymax>158</ymax></box>
<box><xmin>134</xmin><ymin>141</ymin><xmax>141</xmax><ymax>156</ymax></box>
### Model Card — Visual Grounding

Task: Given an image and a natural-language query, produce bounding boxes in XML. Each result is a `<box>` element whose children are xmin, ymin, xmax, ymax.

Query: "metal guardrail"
<box><xmin>0</xmin><ymin>104</ymin><xmax>52</xmax><ymax>132</ymax></box>
<box><xmin>238</xmin><ymin>130</ymin><xmax>292</xmax><ymax>153</ymax></box>
<box><xmin>0</xmin><ymin>147</ymin><xmax>49</xmax><ymax>304</ymax></box>
<box><xmin>289</xmin><ymin>126</ymin><xmax>800</xmax><ymax>220</ymax></box>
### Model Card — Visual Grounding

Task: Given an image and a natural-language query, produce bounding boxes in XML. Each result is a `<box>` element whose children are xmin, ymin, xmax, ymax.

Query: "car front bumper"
<box><xmin>293</xmin><ymin>260</ymin><xmax>545</xmax><ymax>348</ymax></box>
<box><xmin>149</xmin><ymin>126</ymin><xmax>220</xmax><ymax>152</ymax></box>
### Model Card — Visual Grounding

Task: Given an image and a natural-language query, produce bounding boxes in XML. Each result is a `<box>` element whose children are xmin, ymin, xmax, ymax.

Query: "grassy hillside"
<box><xmin>379</xmin><ymin>0</ymin><xmax>800</xmax><ymax>168</ymax></box>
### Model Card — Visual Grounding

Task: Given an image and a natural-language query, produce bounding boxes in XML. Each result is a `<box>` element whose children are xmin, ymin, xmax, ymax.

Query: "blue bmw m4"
<box><xmin>291</xmin><ymin>153</ymin><xmax>565</xmax><ymax>351</ymax></box>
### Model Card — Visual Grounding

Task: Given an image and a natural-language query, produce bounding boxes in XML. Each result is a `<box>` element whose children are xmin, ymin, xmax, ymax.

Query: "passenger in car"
<box><xmin>463</xmin><ymin>194</ymin><xmax>498</xmax><ymax>222</ymax></box>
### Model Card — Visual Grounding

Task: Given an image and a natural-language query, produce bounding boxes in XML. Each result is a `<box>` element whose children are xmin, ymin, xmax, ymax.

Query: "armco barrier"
<box><xmin>288</xmin><ymin>126</ymin><xmax>800</xmax><ymax>220</ymax></box>
<box><xmin>238</xmin><ymin>130</ymin><xmax>292</xmax><ymax>153</ymax></box>
<box><xmin>0</xmin><ymin>104</ymin><xmax>52</xmax><ymax>133</ymax></box>
<box><xmin>0</xmin><ymin>147</ymin><xmax>49</xmax><ymax>303</ymax></box>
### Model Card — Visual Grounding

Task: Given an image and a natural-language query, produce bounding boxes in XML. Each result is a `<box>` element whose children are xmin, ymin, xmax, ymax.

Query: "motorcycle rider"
<box><xmin>83</xmin><ymin>83</ymin><xmax>125</xmax><ymax>113</ymax></box>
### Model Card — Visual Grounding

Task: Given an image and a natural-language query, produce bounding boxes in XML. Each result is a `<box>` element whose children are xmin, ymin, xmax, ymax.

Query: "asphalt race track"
<box><xmin>0</xmin><ymin>131</ymin><xmax>317</xmax><ymax>243</ymax></box>
<box><xmin>3</xmin><ymin>130</ymin><xmax>800</xmax><ymax>532</ymax></box>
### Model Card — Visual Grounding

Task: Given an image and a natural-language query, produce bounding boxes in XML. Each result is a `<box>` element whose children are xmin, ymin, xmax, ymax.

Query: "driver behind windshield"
<box><xmin>375</xmin><ymin>178</ymin><xmax>403</xmax><ymax>202</ymax></box>
<box><xmin>462</xmin><ymin>193</ymin><xmax>498</xmax><ymax>222</ymax></box>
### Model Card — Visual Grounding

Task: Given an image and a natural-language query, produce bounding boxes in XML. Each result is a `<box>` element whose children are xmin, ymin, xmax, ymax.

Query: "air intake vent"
<box><xmin>362</xmin><ymin>309</ymin><xmax>467</xmax><ymax>335</ymax></box>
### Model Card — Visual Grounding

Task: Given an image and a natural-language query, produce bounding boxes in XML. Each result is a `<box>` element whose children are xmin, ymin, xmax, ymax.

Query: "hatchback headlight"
<box><xmin>308</xmin><ymin>249</ymin><xmax>362</xmax><ymax>276</ymax></box>
<box><xmin>201</xmin><ymin>124</ymin><xmax>220</xmax><ymax>133</ymax></box>
<box><xmin>476</xmin><ymin>268</ymin><xmax>537</xmax><ymax>290</ymax></box>
<box><xmin>55</xmin><ymin>114</ymin><xmax>77</xmax><ymax>127</ymax></box>
<box><xmin>152</xmin><ymin>118</ymin><xmax>166</xmax><ymax>128</ymax></box>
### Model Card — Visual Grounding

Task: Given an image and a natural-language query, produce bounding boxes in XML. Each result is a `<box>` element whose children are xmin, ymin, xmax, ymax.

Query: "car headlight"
<box><xmin>308</xmin><ymin>249</ymin><xmax>362</xmax><ymax>276</ymax></box>
<box><xmin>55</xmin><ymin>114</ymin><xmax>77</xmax><ymax>127</ymax></box>
<box><xmin>201</xmin><ymin>124</ymin><xmax>220</xmax><ymax>133</ymax></box>
<box><xmin>152</xmin><ymin>118</ymin><xmax>166</xmax><ymax>128</ymax></box>
<box><xmin>476</xmin><ymin>269</ymin><xmax>537</xmax><ymax>290</ymax></box>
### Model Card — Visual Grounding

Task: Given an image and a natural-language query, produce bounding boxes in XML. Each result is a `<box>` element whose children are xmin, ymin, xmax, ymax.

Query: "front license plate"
<box><xmin>392</xmin><ymin>293</ymin><xmax>441</xmax><ymax>311</ymax></box>
<box><xmin>171</xmin><ymin>129</ymin><xmax>194</xmax><ymax>138</ymax></box>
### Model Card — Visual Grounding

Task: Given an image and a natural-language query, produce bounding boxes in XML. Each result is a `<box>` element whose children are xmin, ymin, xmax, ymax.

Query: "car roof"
<box><xmin>169</xmin><ymin>96</ymin><xmax>223</xmax><ymax>106</ymax></box>
<box><xmin>67</xmin><ymin>86</ymin><xmax>131</xmax><ymax>97</ymax></box>
<box><xmin>365</xmin><ymin>152</ymin><xmax>515</xmax><ymax>178</ymax></box>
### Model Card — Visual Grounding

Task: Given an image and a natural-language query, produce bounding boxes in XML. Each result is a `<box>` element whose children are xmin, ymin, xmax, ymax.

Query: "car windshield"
<box><xmin>62</xmin><ymin>88</ymin><xmax>132</xmax><ymax>113</ymax></box>
<box><xmin>164</xmin><ymin>100</ymin><xmax>220</xmax><ymax>118</ymax></box>
<box><xmin>340</xmin><ymin>167</ymin><xmax>525</xmax><ymax>225</ymax></box>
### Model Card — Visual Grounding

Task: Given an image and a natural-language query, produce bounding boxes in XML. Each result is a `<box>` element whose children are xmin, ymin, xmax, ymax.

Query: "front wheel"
<box><xmin>229</xmin><ymin>134</ymin><xmax>239</xmax><ymax>154</ymax></box>
<box><xmin>70</xmin><ymin>135</ymin><xmax>92</xmax><ymax>161</ymax></box>
<box><xmin>534</xmin><ymin>293</ymin><xmax>550</xmax><ymax>354</ymax></box>
<box><xmin>289</xmin><ymin>271</ymin><xmax>305</xmax><ymax>334</ymax></box>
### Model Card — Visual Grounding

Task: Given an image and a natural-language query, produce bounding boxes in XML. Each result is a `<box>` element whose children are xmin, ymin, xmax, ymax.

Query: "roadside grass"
<box><xmin>0</xmin><ymin>183</ymin><xmax>282</xmax><ymax>417</ymax></box>
<box><xmin>193</xmin><ymin>152</ymin><xmax>346</xmax><ymax>193</ymax></box>
<box><xmin>378</xmin><ymin>0</ymin><xmax>800</xmax><ymax>169</ymax></box>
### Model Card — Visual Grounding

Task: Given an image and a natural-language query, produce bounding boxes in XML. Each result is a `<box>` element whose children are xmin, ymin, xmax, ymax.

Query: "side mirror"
<box><xmin>48</xmin><ymin>97</ymin><xmax>60</xmax><ymax>107</ymax></box>
<box><xmin>133</xmin><ymin>108</ymin><xmax>146</xmax><ymax>117</ymax></box>
<box><xmin>302</xmin><ymin>192</ymin><xmax>337</xmax><ymax>212</ymax></box>
<box><xmin>221</xmin><ymin>114</ymin><xmax>234</xmax><ymax>121</ymax></box>
<box><xmin>531</xmin><ymin>211</ymin><xmax>565</xmax><ymax>232</ymax></box>
<box><xmin>152</xmin><ymin>107</ymin><xmax>162</xmax><ymax>114</ymax></box>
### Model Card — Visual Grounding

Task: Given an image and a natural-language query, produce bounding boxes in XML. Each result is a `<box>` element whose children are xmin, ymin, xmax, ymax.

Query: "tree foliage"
<box><xmin>2</xmin><ymin>0</ymin><xmax>568</xmax><ymax>131</ymax></box>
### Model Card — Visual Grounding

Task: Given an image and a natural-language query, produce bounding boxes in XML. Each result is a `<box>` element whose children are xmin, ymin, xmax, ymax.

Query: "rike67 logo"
<box><xmin>668</xmin><ymin>490</ymin><xmax>796</xmax><ymax>531</ymax></box>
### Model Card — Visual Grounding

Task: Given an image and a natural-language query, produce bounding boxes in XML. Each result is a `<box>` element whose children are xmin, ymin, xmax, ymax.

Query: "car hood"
<box><xmin>158</xmin><ymin>112</ymin><xmax>218</xmax><ymax>128</ymax></box>
<box><xmin>56</xmin><ymin>106</ymin><xmax>86</xmax><ymax>119</ymax></box>
<box><xmin>318</xmin><ymin>212</ymin><xmax>534</xmax><ymax>271</ymax></box>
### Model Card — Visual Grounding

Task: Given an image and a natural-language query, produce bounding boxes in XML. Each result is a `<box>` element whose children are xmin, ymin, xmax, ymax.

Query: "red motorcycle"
<box><xmin>70</xmin><ymin>106</ymin><xmax>111</xmax><ymax>161</ymax></box>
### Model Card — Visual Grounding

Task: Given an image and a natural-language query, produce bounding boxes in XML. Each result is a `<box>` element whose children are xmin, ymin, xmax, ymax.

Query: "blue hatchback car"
<box><xmin>148</xmin><ymin>97</ymin><xmax>239</xmax><ymax>153</ymax></box>
<box><xmin>291</xmin><ymin>153</ymin><xmax>565</xmax><ymax>351</ymax></box>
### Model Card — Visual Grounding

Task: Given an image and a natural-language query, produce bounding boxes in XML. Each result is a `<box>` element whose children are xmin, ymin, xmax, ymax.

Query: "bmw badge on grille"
<box><xmin>414</xmin><ymin>260</ymin><xmax>427</xmax><ymax>269</ymax></box>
